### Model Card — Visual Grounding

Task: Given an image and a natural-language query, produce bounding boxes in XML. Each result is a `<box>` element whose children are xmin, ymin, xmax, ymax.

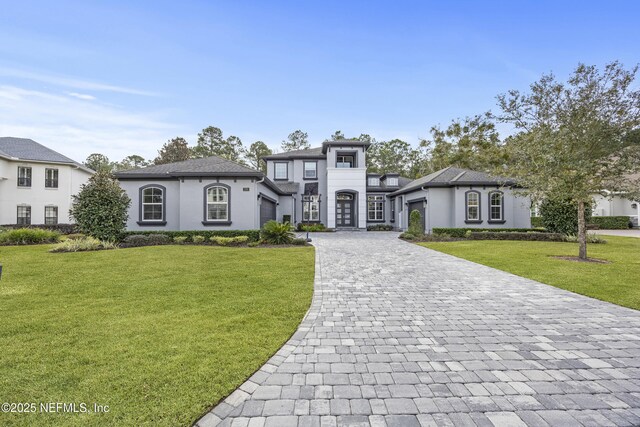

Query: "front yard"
<box><xmin>421</xmin><ymin>236</ymin><xmax>640</xmax><ymax>310</ymax></box>
<box><xmin>0</xmin><ymin>244</ymin><xmax>314</xmax><ymax>426</ymax></box>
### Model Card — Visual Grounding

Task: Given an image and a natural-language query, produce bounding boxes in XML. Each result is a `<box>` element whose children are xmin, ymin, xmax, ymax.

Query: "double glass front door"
<box><xmin>336</xmin><ymin>193</ymin><xmax>354</xmax><ymax>227</ymax></box>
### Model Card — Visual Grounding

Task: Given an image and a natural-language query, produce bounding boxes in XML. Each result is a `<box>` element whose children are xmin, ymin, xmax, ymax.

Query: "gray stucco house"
<box><xmin>115</xmin><ymin>139</ymin><xmax>531</xmax><ymax>232</ymax></box>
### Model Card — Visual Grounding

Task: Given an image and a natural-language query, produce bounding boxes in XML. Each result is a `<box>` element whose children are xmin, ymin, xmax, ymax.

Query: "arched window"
<box><xmin>206</xmin><ymin>185</ymin><xmax>229</xmax><ymax>221</ymax></box>
<box><xmin>489</xmin><ymin>191</ymin><xmax>504</xmax><ymax>221</ymax></box>
<box><xmin>141</xmin><ymin>186</ymin><xmax>164</xmax><ymax>221</ymax></box>
<box><xmin>465</xmin><ymin>190</ymin><xmax>481</xmax><ymax>222</ymax></box>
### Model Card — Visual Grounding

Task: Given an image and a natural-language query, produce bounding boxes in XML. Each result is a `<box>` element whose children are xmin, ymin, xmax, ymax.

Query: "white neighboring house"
<box><xmin>0</xmin><ymin>137</ymin><xmax>94</xmax><ymax>226</ymax></box>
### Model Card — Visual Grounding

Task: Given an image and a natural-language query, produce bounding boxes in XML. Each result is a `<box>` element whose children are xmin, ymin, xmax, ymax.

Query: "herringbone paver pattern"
<box><xmin>197</xmin><ymin>232</ymin><xmax>640</xmax><ymax>426</ymax></box>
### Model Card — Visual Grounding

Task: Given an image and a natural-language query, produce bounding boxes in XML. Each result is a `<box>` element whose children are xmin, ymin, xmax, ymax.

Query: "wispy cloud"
<box><xmin>0</xmin><ymin>66</ymin><xmax>158</xmax><ymax>96</ymax></box>
<box><xmin>0</xmin><ymin>85</ymin><xmax>181</xmax><ymax>161</ymax></box>
<box><xmin>68</xmin><ymin>92</ymin><xmax>96</xmax><ymax>100</ymax></box>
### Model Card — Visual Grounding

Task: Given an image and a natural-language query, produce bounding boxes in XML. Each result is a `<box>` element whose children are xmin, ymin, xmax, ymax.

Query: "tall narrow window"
<box><xmin>207</xmin><ymin>186</ymin><xmax>229</xmax><ymax>221</ymax></box>
<box><xmin>45</xmin><ymin>168</ymin><xmax>59</xmax><ymax>188</ymax></box>
<box><xmin>303</xmin><ymin>161</ymin><xmax>317</xmax><ymax>179</ymax></box>
<box><xmin>274</xmin><ymin>163</ymin><xmax>288</xmax><ymax>180</ymax></box>
<box><xmin>17</xmin><ymin>205</ymin><xmax>31</xmax><ymax>225</ymax></box>
<box><xmin>390</xmin><ymin>198</ymin><xmax>396</xmax><ymax>223</ymax></box>
<box><xmin>466</xmin><ymin>191</ymin><xmax>481</xmax><ymax>222</ymax></box>
<box><xmin>489</xmin><ymin>191</ymin><xmax>503</xmax><ymax>221</ymax></box>
<box><xmin>142</xmin><ymin>187</ymin><xmax>164</xmax><ymax>221</ymax></box>
<box><xmin>367</xmin><ymin>195</ymin><xmax>384</xmax><ymax>221</ymax></box>
<box><xmin>17</xmin><ymin>166</ymin><xmax>31</xmax><ymax>187</ymax></box>
<box><xmin>45</xmin><ymin>206</ymin><xmax>58</xmax><ymax>225</ymax></box>
<box><xmin>303</xmin><ymin>195</ymin><xmax>320</xmax><ymax>221</ymax></box>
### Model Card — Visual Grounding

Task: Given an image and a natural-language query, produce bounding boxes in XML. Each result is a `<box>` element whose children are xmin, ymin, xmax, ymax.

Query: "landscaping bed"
<box><xmin>0</xmin><ymin>244</ymin><xmax>315</xmax><ymax>426</ymax></box>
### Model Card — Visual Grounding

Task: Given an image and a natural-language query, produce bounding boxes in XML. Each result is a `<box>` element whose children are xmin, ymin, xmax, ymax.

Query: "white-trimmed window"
<box><xmin>207</xmin><ymin>186</ymin><xmax>229</xmax><ymax>221</ymax></box>
<box><xmin>367</xmin><ymin>195</ymin><xmax>384</xmax><ymax>221</ymax></box>
<box><xmin>368</xmin><ymin>177</ymin><xmax>380</xmax><ymax>186</ymax></box>
<box><xmin>303</xmin><ymin>161</ymin><xmax>317</xmax><ymax>179</ymax></box>
<box><xmin>303</xmin><ymin>195</ymin><xmax>320</xmax><ymax>221</ymax></box>
<box><xmin>142</xmin><ymin>187</ymin><xmax>164</xmax><ymax>221</ymax></box>
<box><xmin>17</xmin><ymin>205</ymin><xmax>31</xmax><ymax>225</ymax></box>
<box><xmin>489</xmin><ymin>191</ymin><xmax>503</xmax><ymax>221</ymax></box>
<box><xmin>387</xmin><ymin>177</ymin><xmax>398</xmax><ymax>186</ymax></box>
<box><xmin>274</xmin><ymin>163</ymin><xmax>288</xmax><ymax>180</ymax></box>
<box><xmin>18</xmin><ymin>166</ymin><xmax>31</xmax><ymax>187</ymax></box>
<box><xmin>45</xmin><ymin>206</ymin><xmax>58</xmax><ymax>225</ymax></box>
<box><xmin>45</xmin><ymin>168</ymin><xmax>59</xmax><ymax>188</ymax></box>
<box><xmin>466</xmin><ymin>191</ymin><xmax>480</xmax><ymax>221</ymax></box>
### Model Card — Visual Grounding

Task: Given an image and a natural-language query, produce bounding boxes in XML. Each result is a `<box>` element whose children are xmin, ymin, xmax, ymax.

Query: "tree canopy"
<box><xmin>193</xmin><ymin>126</ymin><xmax>246</xmax><ymax>164</ymax></box>
<box><xmin>154</xmin><ymin>137</ymin><xmax>192</xmax><ymax>165</ymax></box>
<box><xmin>245</xmin><ymin>141</ymin><xmax>272</xmax><ymax>172</ymax></box>
<box><xmin>498</xmin><ymin>61</ymin><xmax>640</xmax><ymax>259</ymax></box>
<box><xmin>281</xmin><ymin>130</ymin><xmax>310</xmax><ymax>152</ymax></box>
<box><xmin>84</xmin><ymin>153</ymin><xmax>112</xmax><ymax>172</ymax></box>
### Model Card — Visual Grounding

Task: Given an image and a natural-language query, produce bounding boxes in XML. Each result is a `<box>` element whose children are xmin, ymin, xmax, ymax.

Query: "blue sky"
<box><xmin>0</xmin><ymin>1</ymin><xmax>638</xmax><ymax>162</ymax></box>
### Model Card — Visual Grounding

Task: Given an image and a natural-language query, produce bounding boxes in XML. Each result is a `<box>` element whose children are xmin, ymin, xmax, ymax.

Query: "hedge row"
<box><xmin>468</xmin><ymin>232</ymin><xmax>566</xmax><ymax>242</ymax></box>
<box><xmin>588</xmin><ymin>216</ymin><xmax>631</xmax><ymax>230</ymax></box>
<box><xmin>530</xmin><ymin>216</ymin><xmax>543</xmax><ymax>228</ymax></box>
<box><xmin>120</xmin><ymin>229</ymin><xmax>261</xmax><ymax>242</ymax></box>
<box><xmin>0</xmin><ymin>223</ymin><xmax>77</xmax><ymax>234</ymax></box>
<box><xmin>432</xmin><ymin>227</ymin><xmax>546</xmax><ymax>238</ymax></box>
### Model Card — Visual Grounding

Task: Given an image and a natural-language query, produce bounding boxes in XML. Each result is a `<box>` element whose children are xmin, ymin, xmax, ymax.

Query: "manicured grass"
<box><xmin>0</xmin><ymin>245</ymin><xmax>314</xmax><ymax>426</ymax></box>
<box><xmin>420</xmin><ymin>236</ymin><xmax>640</xmax><ymax>310</ymax></box>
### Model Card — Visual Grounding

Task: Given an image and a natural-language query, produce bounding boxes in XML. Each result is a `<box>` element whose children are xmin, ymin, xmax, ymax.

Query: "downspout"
<box><xmin>256</xmin><ymin>176</ymin><xmax>265</xmax><ymax>228</ymax></box>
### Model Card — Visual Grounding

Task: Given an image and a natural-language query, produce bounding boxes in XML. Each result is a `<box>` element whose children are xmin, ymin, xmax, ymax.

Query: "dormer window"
<box><xmin>387</xmin><ymin>177</ymin><xmax>398</xmax><ymax>186</ymax></box>
<box><xmin>368</xmin><ymin>177</ymin><xmax>380</xmax><ymax>186</ymax></box>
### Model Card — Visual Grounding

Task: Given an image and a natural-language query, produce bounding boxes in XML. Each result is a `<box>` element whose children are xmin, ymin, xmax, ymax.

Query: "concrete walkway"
<box><xmin>197</xmin><ymin>232</ymin><xmax>640</xmax><ymax>427</ymax></box>
<box><xmin>591</xmin><ymin>229</ymin><xmax>640</xmax><ymax>238</ymax></box>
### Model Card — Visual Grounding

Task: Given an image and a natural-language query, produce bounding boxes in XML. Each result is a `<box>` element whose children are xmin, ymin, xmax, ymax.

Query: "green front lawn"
<box><xmin>0</xmin><ymin>245</ymin><xmax>314</xmax><ymax>426</ymax></box>
<box><xmin>420</xmin><ymin>236</ymin><xmax>640</xmax><ymax>310</ymax></box>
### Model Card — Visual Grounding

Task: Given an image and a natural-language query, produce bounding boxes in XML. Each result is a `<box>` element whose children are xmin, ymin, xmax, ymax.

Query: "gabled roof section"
<box><xmin>322</xmin><ymin>139</ymin><xmax>371</xmax><ymax>154</ymax></box>
<box><xmin>390</xmin><ymin>166</ymin><xmax>515</xmax><ymax>196</ymax></box>
<box><xmin>262</xmin><ymin>147</ymin><xmax>325</xmax><ymax>160</ymax></box>
<box><xmin>366</xmin><ymin>173</ymin><xmax>413</xmax><ymax>193</ymax></box>
<box><xmin>115</xmin><ymin>156</ymin><xmax>261</xmax><ymax>178</ymax></box>
<box><xmin>0</xmin><ymin>137</ymin><xmax>92</xmax><ymax>172</ymax></box>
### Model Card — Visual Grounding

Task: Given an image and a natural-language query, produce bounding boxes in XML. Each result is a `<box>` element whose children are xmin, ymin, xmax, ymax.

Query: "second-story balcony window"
<box><xmin>336</xmin><ymin>154</ymin><xmax>355</xmax><ymax>168</ymax></box>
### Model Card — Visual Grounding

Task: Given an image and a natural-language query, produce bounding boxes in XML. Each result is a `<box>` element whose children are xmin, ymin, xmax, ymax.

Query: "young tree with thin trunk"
<box><xmin>497</xmin><ymin>61</ymin><xmax>640</xmax><ymax>259</ymax></box>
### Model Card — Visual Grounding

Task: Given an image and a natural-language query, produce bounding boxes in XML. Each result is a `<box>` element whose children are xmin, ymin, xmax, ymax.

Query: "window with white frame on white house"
<box><xmin>304</xmin><ymin>161</ymin><xmax>317</xmax><ymax>179</ymax></box>
<box><xmin>367</xmin><ymin>195</ymin><xmax>384</xmax><ymax>221</ymax></box>
<box><xmin>17</xmin><ymin>205</ymin><xmax>31</xmax><ymax>225</ymax></box>
<box><xmin>303</xmin><ymin>195</ymin><xmax>320</xmax><ymax>221</ymax></box>
<box><xmin>274</xmin><ymin>163</ymin><xmax>288</xmax><ymax>180</ymax></box>
<box><xmin>45</xmin><ymin>206</ymin><xmax>58</xmax><ymax>225</ymax></box>
<box><xmin>466</xmin><ymin>192</ymin><xmax>480</xmax><ymax>221</ymax></box>
<box><xmin>45</xmin><ymin>168</ymin><xmax>59</xmax><ymax>188</ymax></box>
<box><xmin>489</xmin><ymin>192</ymin><xmax>503</xmax><ymax>220</ymax></box>
<box><xmin>17</xmin><ymin>166</ymin><xmax>31</xmax><ymax>187</ymax></box>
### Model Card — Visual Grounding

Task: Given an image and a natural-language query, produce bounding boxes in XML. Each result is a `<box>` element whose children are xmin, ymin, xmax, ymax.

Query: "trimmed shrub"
<box><xmin>0</xmin><ymin>223</ymin><xmax>77</xmax><ymax>234</ymax></box>
<box><xmin>49</xmin><ymin>236</ymin><xmax>117</xmax><ymax>253</ymax></box>
<box><xmin>432</xmin><ymin>227</ymin><xmax>546</xmax><ymax>238</ymax></box>
<box><xmin>121</xmin><ymin>234</ymin><xmax>149</xmax><ymax>247</ymax></box>
<box><xmin>173</xmin><ymin>236</ymin><xmax>188</xmax><ymax>244</ymax></box>
<box><xmin>65</xmin><ymin>233</ymin><xmax>86</xmax><ymax>240</ymax></box>
<box><xmin>297</xmin><ymin>223</ymin><xmax>327</xmax><ymax>232</ymax></box>
<box><xmin>260</xmin><ymin>221</ymin><xmax>294</xmax><ymax>244</ymax></box>
<box><xmin>467</xmin><ymin>232</ymin><xmax>566</xmax><ymax>242</ymax></box>
<box><xmin>291</xmin><ymin>238</ymin><xmax>308</xmax><ymax>245</ymax></box>
<box><xmin>399</xmin><ymin>232</ymin><xmax>416</xmax><ymax>240</ymax></box>
<box><xmin>0</xmin><ymin>228</ymin><xmax>61</xmax><ymax>245</ymax></box>
<box><xmin>247</xmin><ymin>241</ymin><xmax>260</xmax><ymax>247</ymax></box>
<box><xmin>367</xmin><ymin>224</ymin><xmax>393</xmax><ymax>231</ymax></box>
<box><xmin>70</xmin><ymin>170</ymin><xmax>131</xmax><ymax>242</ymax></box>
<box><xmin>192</xmin><ymin>235</ymin><xmax>205</xmax><ymax>244</ymax></box>
<box><xmin>210</xmin><ymin>236</ymin><xmax>249</xmax><ymax>246</ymax></box>
<box><xmin>588</xmin><ymin>216</ymin><xmax>631</xmax><ymax>230</ymax></box>
<box><xmin>565</xmin><ymin>233</ymin><xmax>608</xmax><ymax>244</ymax></box>
<box><xmin>539</xmin><ymin>197</ymin><xmax>591</xmax><ymax>235</ymax></box>
<box><xmin>408</xmin><ymin>210</ymin><xmax>424</xmax><ymax>236</ymax></box>
<box><xmin>147</xmin><ymin>234</ymin><xmax>170</xmax><ymax>245</ymax></box>
<box><xmin>531</xmin><ymin>216</ymin><xmax>543</xmax><ymax>228</ymax></box>
<box><xmin>121</xmin><ymin>229</ymin><xmax>260</xmax><ymax>242</ymax></box>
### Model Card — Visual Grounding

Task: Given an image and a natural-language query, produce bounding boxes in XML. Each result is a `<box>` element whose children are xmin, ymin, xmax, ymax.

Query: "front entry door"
<box><xmin>336</xmin><ymin>193</ymin><xmax>355</xmax><ymax>227</ymax></box>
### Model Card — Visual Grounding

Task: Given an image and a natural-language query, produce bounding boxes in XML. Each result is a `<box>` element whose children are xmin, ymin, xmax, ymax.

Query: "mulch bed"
<box><xmin>551</xmin><ymin>255</ymin><xmax>611</xmax><ymax>264</ymax></box>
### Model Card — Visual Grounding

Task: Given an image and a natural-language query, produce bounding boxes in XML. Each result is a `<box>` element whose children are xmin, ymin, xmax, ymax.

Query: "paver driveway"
<box><xmin>198</xmin><ymin>232</ymin><xmax>640</xmax><ymax>427</ymax></box>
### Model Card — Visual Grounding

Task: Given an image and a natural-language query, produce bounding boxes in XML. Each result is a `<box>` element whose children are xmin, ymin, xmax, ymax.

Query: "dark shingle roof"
<box><xmin>274</xmin><ymin>181</ymin><xmax>300</xmax><ymax>194</ymax></box>
<box><xmin>262</xmin><ymin>147</ymin><xmax>325</xmax><ymax>160</ymax></box>
<box><xmin>0</xmin><ymin>137</ymin><xmax>88</xmax><ymax>170</ymax></box>
<box><xmin>390</xmin><ymin>167</ymin><xmax>515</xmax><ymax>196</ymax></box>
<box><xmin>366</xmin><ymin>174</ymin><xmax>413</xmax><ymax>193</ymax></box>
<box><xmin>322</xmin><ymin>139</ymin><xmax>371</xmax><ymax>154</ymax></box>
<box><xmin>115</xmin><ymin>156</ymin><xmax>261</xmax><ymax>178</ymax></box>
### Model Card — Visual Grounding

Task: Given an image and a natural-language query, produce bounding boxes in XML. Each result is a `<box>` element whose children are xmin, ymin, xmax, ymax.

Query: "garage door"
<box><xmin>407</xmin><ymin>200</ymin><xmax>425</xmax><ymax>230</ymax></box>
<box><xmin>260</xmin><ymin>198</ymin><xmax>276</xmax><ymax>227</ymax></box>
